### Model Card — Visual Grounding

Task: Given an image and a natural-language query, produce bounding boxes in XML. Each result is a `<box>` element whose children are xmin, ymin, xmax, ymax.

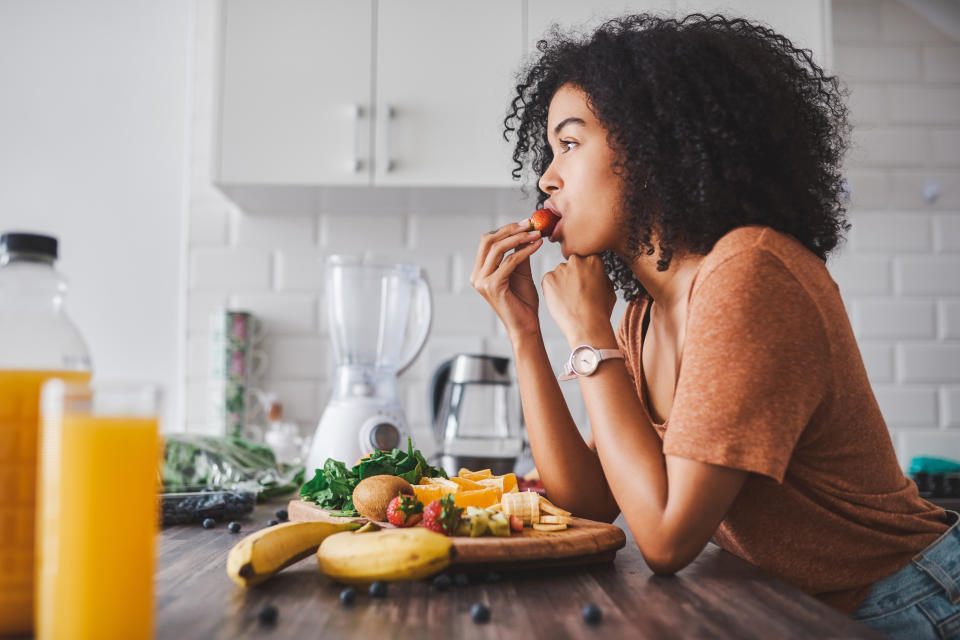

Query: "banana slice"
<box><xmin>539</xmin><ymin>495</ymin><xmax>571</xmax><ymax>517</ymax></box>
<box><xmin>539</xmin><ymin>514</ymin><xmax>572</xmax><ymax>525</ymax></box>
<box><xmin>502</xmin><ymin>491</ymin><xmax>540</xmax><ymax>525</ymax></box>
<box><xmin>532</xmin><ymin>523</ymin><xmax>567</xmax><ymax>532</ymax></box>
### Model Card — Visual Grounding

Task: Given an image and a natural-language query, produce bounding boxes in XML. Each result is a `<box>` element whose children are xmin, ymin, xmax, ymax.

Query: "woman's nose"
<box><xmin>538</xmin><ymin>162</ymin><xmax>561</xmax><ymax>194</ymax></box>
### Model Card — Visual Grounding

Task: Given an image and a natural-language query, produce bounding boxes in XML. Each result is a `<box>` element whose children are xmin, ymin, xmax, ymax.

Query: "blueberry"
<box><xmin>202</xmin><ymin>518</ymin><xmax>215</xmax><ymax>529</ymax></box>
<box><xmin>339</xmin><ymin>587</ymin><xmax>357</xmax><ymax>605</ymax></box>
<box><xmin>275</xmin><ymin>508</ymin><xmax>289</xmax><ymax>522</ymax></box>
<box><xmin>470</xmin><ymin>603</ymin><xmax>490</xmax><ymax>624</ymax></box>
<box><xmin>266</xmin><ymin>519</ymin><xmax>279</xmax><ymax>527</ymax></box>
<box><xmin>227</xmin><ymin>521</ymin><xmax>241</xmax><ymax>534</ymax></box>
<box><xmin>453</xmin><ymin>573</ymin><xmax>469</xmax><ymax>587</ymax></box>
<box><xmin>484</xmin><ymin>571</ymin><xmax>501</xmax><ymax>583</ymax></box>
<box><xmin>582</xmin><ymin>604</ymin><xmax>602</xmax><ymax>625</ymax></box>
<box><xmin>369</xmin><ymin>581</ymin><xmax>387</xmax><ymax>598</ymax></box>
<box><xmin>432</xmin><ymin>574</ymin><xmax>452</xmax><ymax>591</ymax></box>
<box><xmin>258</xmin><ymin>604</ymin><xmax>278</xmax><ymax>625</ymax></box>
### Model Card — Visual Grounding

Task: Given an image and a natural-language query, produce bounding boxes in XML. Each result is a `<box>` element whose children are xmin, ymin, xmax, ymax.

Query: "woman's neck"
<box><xmin>627</xmin><ymin>249</ymin><xmax>704</xmax><ymax>319</ymax></box>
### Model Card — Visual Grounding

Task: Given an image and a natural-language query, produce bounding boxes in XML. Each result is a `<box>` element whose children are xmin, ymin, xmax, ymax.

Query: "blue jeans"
<box><xmin>853</xmin><ymin>510</ymin><xmax>960</xmax><ymax>639</ymax></box>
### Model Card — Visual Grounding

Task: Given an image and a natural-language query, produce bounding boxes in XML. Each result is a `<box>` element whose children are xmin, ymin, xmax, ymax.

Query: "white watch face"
<box><xmin>571</xmin><ymin>347</ymin><xmax>599</xmax><ymax>375</ymax></box>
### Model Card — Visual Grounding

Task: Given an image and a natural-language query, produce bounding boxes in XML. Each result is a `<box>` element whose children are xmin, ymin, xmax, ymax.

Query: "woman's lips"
<box><xmin>549</xmin><ymin>218</ymin><xmax>562</xmax><ymax>243</ymax></box>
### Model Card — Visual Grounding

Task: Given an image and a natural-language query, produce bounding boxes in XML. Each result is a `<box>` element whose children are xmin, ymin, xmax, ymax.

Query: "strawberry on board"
<box><xmin>422</xmin><ymin>494</ymin><xmax>464</xmax><ymax>536</ymax></box>
<box><xmin>526</xmin><ymin>208</ymin><xmax>560</xmax><ymax>238</ymax></box>
<box><xmin>386</xmin><ymin>492</ymin><xmax>424</xmax><ymax>527</ymax></box>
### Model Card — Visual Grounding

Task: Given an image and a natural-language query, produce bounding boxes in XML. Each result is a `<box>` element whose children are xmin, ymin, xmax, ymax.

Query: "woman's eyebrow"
<box><xmin>553</xmin><ymin>116</ymin><xmax>586</xmax><ymax>137</ymax></box>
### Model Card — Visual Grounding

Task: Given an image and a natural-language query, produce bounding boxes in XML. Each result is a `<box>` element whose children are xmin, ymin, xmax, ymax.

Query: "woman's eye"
<box><xmin>560</xmin><ymin>140</ymin><xmax>578</xmax><ymax>152</ymax></box>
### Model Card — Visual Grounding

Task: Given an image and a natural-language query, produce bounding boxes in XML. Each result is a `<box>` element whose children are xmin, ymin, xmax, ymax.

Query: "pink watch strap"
<box><xmin>558</xmin><ymin>347</ymin><xmax>624</xmax><ymax>381</ymax></box>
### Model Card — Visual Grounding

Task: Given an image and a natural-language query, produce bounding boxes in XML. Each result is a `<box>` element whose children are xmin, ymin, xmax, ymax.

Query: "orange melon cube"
<box><xmin>452</xmin><ymin>488</ymin><xmax>498</xmax><ymax>509</ymax></box>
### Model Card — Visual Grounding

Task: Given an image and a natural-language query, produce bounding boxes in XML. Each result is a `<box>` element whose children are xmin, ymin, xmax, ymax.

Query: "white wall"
<box><xmin>0</xmin><ymin>0</ymin><xmax>191</xmax><ymax>429</ymax></box>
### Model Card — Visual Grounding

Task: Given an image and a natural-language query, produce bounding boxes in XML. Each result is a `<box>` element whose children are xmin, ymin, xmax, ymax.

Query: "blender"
<box><xmin>305</xmin><ymin>255</ymin><xmax>432</xmax><ymax>472</ymax></box>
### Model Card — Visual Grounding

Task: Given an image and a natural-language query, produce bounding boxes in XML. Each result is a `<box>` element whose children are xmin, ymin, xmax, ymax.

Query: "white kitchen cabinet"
<box><xmin>216</xmin><ymin>0</ymin><xmax>521</xmax><ymax>189</ymax></box>
<box><xmin>215</xmin><ymin>0</ymin><xmax>831</xmax><ymax>198</ymax></box>
<box><xmin>217</xmin><ymin>0</ymin><xmax>373</xmax><ymax>185</ymax></box>
<box><xmin>374</xmin><ymin>0</ymin><xmax>521</xmax><ymax>187</ymax></box>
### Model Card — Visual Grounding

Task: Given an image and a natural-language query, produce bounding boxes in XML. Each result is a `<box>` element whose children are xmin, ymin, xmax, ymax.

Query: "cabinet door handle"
<box><xmin>383</xmin><ymin>104</ymin><xmax>395</xmax><ymax>173</ymax></box>
<box><xmin>349</xmin><ymin>104</ymin><xmax>364</xmax><ymax>173</ymax></box>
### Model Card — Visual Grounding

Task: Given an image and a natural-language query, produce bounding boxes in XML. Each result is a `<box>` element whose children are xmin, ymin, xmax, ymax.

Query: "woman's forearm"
<box><xmin>511</xmin><ymin>330</ymin><xmax>619</xmax><ymax>521</ymax></box>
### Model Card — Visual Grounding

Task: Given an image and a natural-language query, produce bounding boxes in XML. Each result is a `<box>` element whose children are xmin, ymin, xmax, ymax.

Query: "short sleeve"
<box><xmin>663</xmin><ymin>249</ymin><xmax>830</xmax><ymax>482</ymax></box>
<box><xmin>616</xmin><ymin>299</ymin><xmax>645</xmax><ymax>388</ymax></box>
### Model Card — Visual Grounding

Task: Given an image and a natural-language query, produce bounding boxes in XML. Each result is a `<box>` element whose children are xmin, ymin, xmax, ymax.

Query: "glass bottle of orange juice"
<box><xmin>0</xmin><ymin>232</ymin><xmax>91</xmax><ymax>637</ymax></box>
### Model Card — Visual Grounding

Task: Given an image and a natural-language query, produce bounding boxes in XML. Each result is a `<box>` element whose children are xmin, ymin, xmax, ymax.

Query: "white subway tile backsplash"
<box><xmin>880</xmin><ymin>0</ymin><xmax>954</xmax><ymax>44</ymax></box>
<box><xmin>846</xmin><ymin>85</ymin><xmax>886</xmax><ymax>126</ymax></box>
<box><xmin>889</xmin><ymin>172</ymin><xmax>960</xmax><ymax>209</ymax></box>
<box><xmin>942</xmin><ymin>300</ymin><xmax>960</xmax><ymax>339</ymax></box>
<box><xmin>431</xmin><ymin>292</ymin><xmax>497</xmax><ymax>337</ymax></box>
<box><xmin>896</xmin><ymin>256</ymin><xmax>960</xmax><ymax>295</ymax></box>
<box><xmin>188</xmin><ymin>207</ymin><xmax>230</xmax><ymax>246</ymax></box>
<box><xmin>828</xmin><ymin>254</ymin><xmax>892</xmax><ymax>295</ymax></box>
<box><xmin>900</xmin><ymin>344</ymin><xmax>960</xmax><ymax>382</ymax></box>
<box><xmin>844</xmin><ymin>170</ymin><xmax>890</xmax><ymax>209</ymax></box>
<box><xmin>259</xmin><ymin>379</ymin><xmax>323</xmax><ymax>427</ymax></box>
<box><xmin>850</xmin><ymin>212</ymin><xmax>932</xmax><ymax>251</ymax></box>
<box><xmin>410</xmin><ymin>214</ymin><xmax>496</xmax><ymax>251</ymax></box>
<box><xmin>937</xmin><ymin>215</ymin><xmax>960</xmax><ymax>252</ymax></box>
<box><xmin>886</xmin><ymin>87</ymin><xmax>960</xmax><ymax>125</ymax></box>
<box><xmin>187</xmin><ymin>291</ymin><xmax>228</xmax><ymax>332</ymax></box>
<box><xmin>873</xmin><ymin>385</ymin><xmax>939</xmax><ymax>427</ymax></box>
<box><xmin>185</xmin><ymin>333</ymin><xmax>208</xmax><ymax>378</ymax></box>
<box><xmin>930</xmin><ymin>130</ymin><xmax>960</xmax><ymax>167</ymax></box>
<box><xmin>370</xmin><ymin>249</ymin><xmax>453</xmax><ymax>294</ymax></box>
<box><xmin>229</xmin><ymin>292</ymin><xmax>317</xmax><ymax>334</ymax></box>
<box><xmin>236</xmin><ymin>213</ymin><xmax>316</xmax><ymax>248</ymax></box>
<box><xmin>855</xmin><ymin>299</ymin><xmax>935</xmax><ymax>338</ymax></box>
<box><xmin>923</xmin><ymin>47</ymin><xmax>960</xmax><ymax>82</ymax></box>
<box><xmin>276</xmin><ymin>250</ymin><xmax>326</xmax><ymax>291</ymax></box>
<box><xmin>851</xmin><ymin>128</ymin><xmax>926</xmax><ymax>167</ymax></box>
<box><xmin>896</xmin><ymin>430</ymin><xmax>960</xmax><ymax>469</ymax></box>
<box><xmin>832</xmin><ymin>0</ymin><xmax>881</xmax><ymax>43</ymax></box>
<box><xmin>401</xmin><ymin>335</ymin><xmax>485</xmax><ymax>381</ymax></box>
<box><xmin>834</xmin><ymin>44</ymin><xmax>921</xmax><ymax>81</ymax></box>
<box><xmin>860</xmin><ymin>342</ymin><xmax>896</xmax><ymax>382</ymax></box>
<box><xmin>191</xmin><ymin>248</ymin><xmax>272</xmax><ymax>290</ymax></box>
<box><xmin>321</xmin><ymin>213</ymin><xmax>405</xmax><ymax>250</ymax></box>
<box><xmin>943</xmin><ymin>387</ymin><xmax>960</xmax><ymax>428</ymax></box>
<box><xmin>407</xmin><ymin>188</ymin><xmax>498</xmax><ymax>216</ymax></box>
<box><xmin>265</xmin><ymin>336</ymin><xmax>327</xmax><ymax>378</ymax></box>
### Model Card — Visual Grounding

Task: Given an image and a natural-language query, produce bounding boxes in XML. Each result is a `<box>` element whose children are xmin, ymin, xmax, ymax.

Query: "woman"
<box><xmin>471</xmin><ymin>14</ymin><xmax>957</xmax><ymax>638</ymax></box>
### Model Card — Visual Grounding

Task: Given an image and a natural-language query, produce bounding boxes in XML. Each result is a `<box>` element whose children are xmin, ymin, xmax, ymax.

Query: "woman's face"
<box><xmin>538</xmin><ymin>83</ymin><xmax>626</xmax><ymax>260</ymax></box>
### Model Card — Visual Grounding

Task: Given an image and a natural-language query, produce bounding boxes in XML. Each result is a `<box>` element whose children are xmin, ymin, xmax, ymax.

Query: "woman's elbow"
<box><xmin>638</xmin><ymin>542</ymin><xmax>697</xmax><ymax>576</ymax></box>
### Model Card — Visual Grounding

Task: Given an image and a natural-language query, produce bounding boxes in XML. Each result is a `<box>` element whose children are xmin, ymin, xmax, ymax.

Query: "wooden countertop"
<box><xmin>156</xmin><ymin>500</ymin><xmax>883</xmax><ymax>639</ymax></box>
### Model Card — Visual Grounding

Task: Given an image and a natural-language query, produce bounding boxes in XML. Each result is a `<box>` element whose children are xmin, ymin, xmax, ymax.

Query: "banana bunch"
<box><xmin>500</xmin><ymin>492</ymin><xmax>573</xmax><ymax>531</ymax></box>
<box><xmin>226</xmin><ymin>520</ymin><xmax>361</xmax><ymax>587</ymax></box>
<box><xmin>317</xmin><ymin>528</ymin><xmax>454</xmax><ymax>584</ymax></box>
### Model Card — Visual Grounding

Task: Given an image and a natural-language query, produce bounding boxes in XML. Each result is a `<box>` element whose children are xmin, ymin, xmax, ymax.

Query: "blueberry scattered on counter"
<box><xmin>227</xmin><ymin>521</ymin><xmax>241</xmax><ymax>534</ymax></box>
<box><xmin>266</xmin><ymin>519</ymin><xmax>279</xmax><ymax>527</ymax></box>
<box><xmin>470</xmin><ymin>603</ymin><xmax>491</xmax><ymax>624</ymax></box>
<box><xmin>275</xmin><ymin>508</ymin><xmax>289</xmax><ymax>522</ymax></box>
<box><xmin>454</xmin><ymin>573</ymin><xmax>469</xmax><ymax>587</ymax></box>
<box><xmin>432</xmin><ymin>574</ymin><xmax>452</xmax><ymax>591</ymax></box>
<box><xmin>582</xmin><ymin>604</ymin><xmax>602</xmax><ymax>625</ymax></box>
<box><xmin>484</xmin><ymin>571</ymin><xmax>501</xmax><ymax>583</ymax></box>
<box><xmin>202</xmin><ymin>518</ymin><xmax>216</xmax><ymax>529</ymax></box>
<box><xmin>339</xmin><ymin>587</ymin><xmax>357</xmax><ymax>606</ymax></box>
<box><xmin>258</xmin><ymin>604</ymin><xmax>278</xmax><ymax>625</ymax></box>
<box><xmin>369</xmin><ymin>581</ymin><xmax>387</xmax><ymax>598</ymax></box>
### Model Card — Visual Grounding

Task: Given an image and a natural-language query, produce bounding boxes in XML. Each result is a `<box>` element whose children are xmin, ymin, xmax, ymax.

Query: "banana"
<box><xmin>226</xmin><ymin>520</ymin><xmax>361</xmax><ymax>587</ymax></box>
<box><xmin>502</xmin><ymin>491</ymin><xmax>540</xmax><ymax>525</ymax></box>
<box><xmin>317</xmin><ymin>528</ymin><xmax>454</xmax><ymax>585</ymax></box>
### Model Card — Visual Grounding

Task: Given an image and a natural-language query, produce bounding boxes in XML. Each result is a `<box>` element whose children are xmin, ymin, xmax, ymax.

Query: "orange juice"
<box><xmin>0</xmin><ymin>369</ymin><xmax>90</xmax><ymax>637</ymax></box>
<box><xmin>36</xmin><ymin>407</ymin><xmax>159</xmax><ymax>640</ymax></box>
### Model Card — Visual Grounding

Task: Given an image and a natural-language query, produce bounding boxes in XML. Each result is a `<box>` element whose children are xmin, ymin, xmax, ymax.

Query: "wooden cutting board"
<box><xmin>288</xmin><ymin>498</ymin><xmax>627</xmax><ymax>571</ymax></box>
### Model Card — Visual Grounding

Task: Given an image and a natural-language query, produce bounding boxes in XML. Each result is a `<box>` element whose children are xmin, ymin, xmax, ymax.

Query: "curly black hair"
<box><xmin>503</xmin><ymin>13</ymin><xmax>851</xmax><ymax>302</ymax></box>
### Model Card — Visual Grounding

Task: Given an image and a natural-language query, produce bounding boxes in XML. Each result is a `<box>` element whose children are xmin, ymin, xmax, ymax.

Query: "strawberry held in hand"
<box><xmin>386</xmin><ymin>492</ymin><xmax>424</xmax><ymax>527</ymax></box>
<box><xmin>526</xmin><ymin>208</ymin><xmax>560</xmax><ymax>238</ymax></box>
<box><xmin>422</xmin><ymin>494</ymin><xmax>464</xmax><ymax>536</ymax></box>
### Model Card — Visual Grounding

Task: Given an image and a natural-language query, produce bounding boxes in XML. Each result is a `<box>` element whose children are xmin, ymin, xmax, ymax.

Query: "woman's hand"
<box><xmin>542</xmin><ymin>254</ymin><xmax>617</xmax><ymax>346</ymax></box>
<box><xmin>470</xmin><ymin>222</ymin><xmax>544</xmax><ymax>340</ymax></box>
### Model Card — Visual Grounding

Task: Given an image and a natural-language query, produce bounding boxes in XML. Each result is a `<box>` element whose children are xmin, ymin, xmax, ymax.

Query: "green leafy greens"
<box><xmin>298</xmin><ymin>438</ymin><xmax>446</xmax><ymax>516</ymax></box>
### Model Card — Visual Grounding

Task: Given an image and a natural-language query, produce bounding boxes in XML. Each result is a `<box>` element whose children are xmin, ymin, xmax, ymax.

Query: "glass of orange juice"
<box><xmin>36</xmin><ymin>380</ymin><xmax>161</xmax><ymax>640</ymax></box>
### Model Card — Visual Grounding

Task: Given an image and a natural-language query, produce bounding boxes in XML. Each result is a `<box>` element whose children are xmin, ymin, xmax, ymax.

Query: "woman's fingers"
<box><xmin>479</xmin><ymin>229</ymin><xmax>541</xmax><ymax>278</ymax></box>
<box><xmin>472</xmin><ymin>222</ymin><xmax>528</xmax><ymax>280</ymax></box>
<box><xmin>495</xmin><ymin>236</ymin><xmax>542</xmax><ymax>279</ymax></box>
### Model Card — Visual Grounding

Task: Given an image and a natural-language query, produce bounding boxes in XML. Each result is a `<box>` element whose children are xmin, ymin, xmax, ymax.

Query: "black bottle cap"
<box><xmin>0</xmin><ymin>232</ymin><xmax>58</xmax><ymax>260</ymax></box>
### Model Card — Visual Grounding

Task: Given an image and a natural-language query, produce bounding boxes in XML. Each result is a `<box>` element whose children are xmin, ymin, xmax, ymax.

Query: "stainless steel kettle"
<box><xmin>429</xmin><ymin>354</ymin><xmax>524</xmax><ymax>476</ymax></box>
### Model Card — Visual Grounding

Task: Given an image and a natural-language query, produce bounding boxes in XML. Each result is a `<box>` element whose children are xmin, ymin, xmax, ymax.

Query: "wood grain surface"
<box><xmin>288</xmin><ymin>498</ymin><xmax>627</xmax><ymax>569</ymax></box>
<box><xmin>155</xmin><ymin>500</ymin><xmax>885</xmax><ymax>639</ymax></box>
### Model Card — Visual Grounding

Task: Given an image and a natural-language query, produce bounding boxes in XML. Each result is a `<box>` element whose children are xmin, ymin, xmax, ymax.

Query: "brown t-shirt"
<box><xmin>615</xmin><ymin>225</ymin><xmax>947</xmax><ymax>614</ymax></box>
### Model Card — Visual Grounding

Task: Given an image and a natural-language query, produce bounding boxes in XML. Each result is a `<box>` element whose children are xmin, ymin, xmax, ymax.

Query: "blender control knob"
<box><xmin>370</xmin><ymin>422</ymin><xmax>401</xmax><ymax>450</ymax></box>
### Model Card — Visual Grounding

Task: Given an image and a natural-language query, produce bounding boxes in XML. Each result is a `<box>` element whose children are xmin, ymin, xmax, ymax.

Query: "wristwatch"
<box><xmin>558</xmin><ymin>345</ymin><xmax>625</xmax><ymax>381</ymax></box>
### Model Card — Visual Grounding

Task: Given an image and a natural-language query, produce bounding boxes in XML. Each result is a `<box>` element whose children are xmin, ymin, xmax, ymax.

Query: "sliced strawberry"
<box><xmin>527</xmin><ymin>209</ymin><xmax>560</xmax><ymax>238</ymax></box>
<box><xmin>386</xmin><ymin>493</ymin><xmax>423</xmax><ymax>527</ymax></box>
